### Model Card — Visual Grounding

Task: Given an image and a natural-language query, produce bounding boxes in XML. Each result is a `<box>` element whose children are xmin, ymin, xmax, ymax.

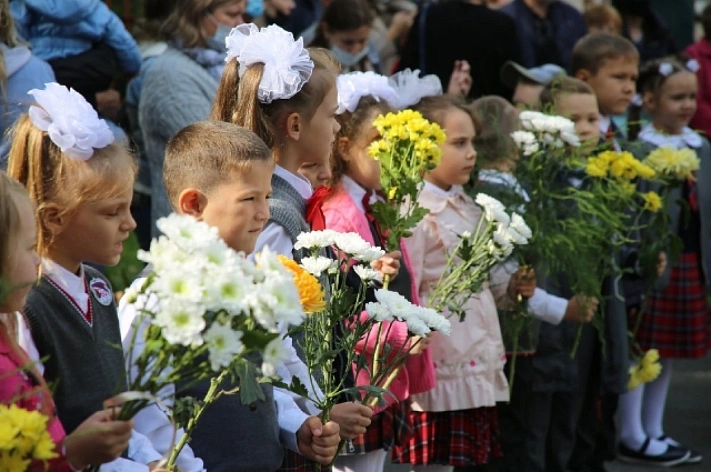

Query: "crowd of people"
<box><xmin>0</xmin><ymin>0</ymin><xmax>709</xmax><ymax>471</ymax></box>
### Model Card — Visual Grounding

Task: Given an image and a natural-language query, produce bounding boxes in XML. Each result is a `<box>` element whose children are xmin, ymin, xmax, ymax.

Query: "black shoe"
<box><xmin>618</xmin><ymin>438</ymin><xmax>691</xmax><ymax>467</ymax></box>
<box><xmin>658</xmin><ymin>435</ymin><xmax>703</xmax><ymax>464</ymax></box>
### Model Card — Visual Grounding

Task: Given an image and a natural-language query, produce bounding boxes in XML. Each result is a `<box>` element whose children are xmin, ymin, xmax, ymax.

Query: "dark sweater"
<box><xmin>398</xmin><ymin>1</ymin><xmax>521</xmax><ymax>100</ymax></box>
<box><xmin>24</xmin><ymin>265</ymin><xmax>127</xmax><ymax>434</ymax></box>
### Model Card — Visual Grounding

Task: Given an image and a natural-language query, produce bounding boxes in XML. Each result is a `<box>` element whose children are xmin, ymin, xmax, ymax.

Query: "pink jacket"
<box><xmin>320</xmin><ymin>184</ymin><xmax>436</xmax><ymax>412</ymax></box>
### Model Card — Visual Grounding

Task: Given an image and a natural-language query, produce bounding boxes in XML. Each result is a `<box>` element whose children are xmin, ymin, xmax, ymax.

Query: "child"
<box><xmin>583</xmin><ymin>4</ymin><xmax>623</xmax><ymax>35</ymax></box>
<box><xmin>210</xmin><ymin>24</ymin><xmax>389</xmax><ymax>470</ymax></box>
<box><xmin>10</xmin><ymin>0</ymin><xmax>141</xmax><ymax>110</ymax></box>
<box><xmin>0</xmin><ymin>171</ymin><xmax>135</xmax><ymax>472</ymax></box>
<box><xmin>499</xmin><ymin>61</ymin><xmax>567</xmax><ymax>109</ymax></box>
<box><xmin>307</xmin><ymin>71</ymin><xmax>435</xmax><ymax>472</ymax></box>
<box><xmin>470</xmin><ymin>94</ymin><xmax>597</xmax><ymax>472</ymax></box>
<box><xmin>391</xmin><ymin>95</ymin><xmax>523</xmax><ymax>471</ymax></box>
<box><xmin>6</xmin><ymin>83</ymin><xmax>165</xmax><ymax>470</ymax></box>
<box><xmin>119</xmin><ymin>120</ymin><xmax>341</xmax><ymax>472</ymax></box>
<box><xmin>616</xmin><ymin>56</ymin><xmax>709</xmax><ymax>466</ymax></box>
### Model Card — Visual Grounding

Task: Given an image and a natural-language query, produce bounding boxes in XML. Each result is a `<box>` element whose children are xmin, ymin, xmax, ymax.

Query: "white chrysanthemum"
<box><xmin>250</xmin><ymin>274</ymin><xmax>304</xmax><ymax>331</ymax></box>
<box><xmin>154</xmin><ymin>301</ymin><xmax>206</xmax><ymax>347</ymax></box>
<box><xmin>373</xmin><ymin>289</ymin><xmax>415</xmax><ymax>321</ymax></box>
<box><xmin>353</xmin><ymin>265</ymin><xmax>382</xmax><ymax>283</ymax></box>
<box><xmin>156</xmin><ymin>214</ymin><xmax>220</xmax><ymax>249</ymax></box>
<box><xmin>205</xmin><ymin>270</ymin><xmax>251</xmax><ymax>313</ymax></box>
<box><xmin>504</xmin><ymin>225</ymin><xmax>528</xmax><ymax>245</ymax></box>
<box><xmin>461</xmin><ymin>231</ymin><xmax>472</xmax><ymax>239</ymax></box>
<box><xmin>294</xmin><ymin>230</ymin><xmax>339</xmax><ymax>251</ymax></box>
<box><xmin>253</xmin><ymin>246</ymin><xmax>286</xmax><ymax>274</ymax></box>
<box><xmin>151</xmin><ymin>271</ymin><xmax>205</xmax><ymax>303</ymax></box>
<box><xmin>355</xmin><ymin>246</ymin><xmax>386</xmax><ymax>263</ymax></box>
<box><xmin>365</xmin><ymin>301</ymin><xmax>393</xmax><ymax>322</ymax></box>
<box><xmin>332</xmin><ymin>232</ymin><xmax>374</xmax><ymax>257</ymax></box>
<box><xmin>510</xmin><ymin>213</ymin><xmax>532</xmax><ymax>241</ymax></box>
<box><xmin>300</xmin><ymin>256</ymin><xmax>337</xmax><ymax>276</ymax></box>
<box><xmin>415</xmin><ymin>306</ymin><xmax>451</xmax><ymax>336</ymax></box>
<box><xmin>406</xmin><ymin>316</ymin><xmax>431</xmax><ymax>337</ymax></box>
<box><xmin>475</xmin><ymin>193</ymin><xmax>510</xmax><ymax>225</ymax></box>
<box><xmin>204</xmin><ymin>323</ymin><xmax>244</xmax><ymax>371</ymax></box>
<box><xmin>138</xmin><ymin>237</ymin><xmax>191</xmax><ymax>272</ymax></box>
<box><xmin>262</xmin><ymin>337</ymin><xmax>289</xmax><ymax>377</ymax></box>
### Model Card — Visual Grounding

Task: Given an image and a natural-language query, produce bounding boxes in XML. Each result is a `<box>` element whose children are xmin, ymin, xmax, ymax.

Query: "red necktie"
<box><xmin>606</xmin><ymin>123</ymin><xmax>615</xmax><ymax>145</ymax></box>
<box><xmin>688</xmin><ymin>178</ymin><xmax>699</xmax><ymax>211</ymax></box>
<box><xmin>362</xmin><ymin>192</ymin><xmax>387</xmax><ymax>245</ymax></box>
<box><xmin>305</xmin><ymin>186</ymin><xmax>334</xmax><ymax>231</ymax></box>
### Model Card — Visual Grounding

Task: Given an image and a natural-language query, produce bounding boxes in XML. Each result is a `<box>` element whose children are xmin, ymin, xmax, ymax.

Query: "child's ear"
<box><xmin>574</xmin><ymin>69</ymin><xmax>591</xmax><ymax>82</ymax></box>
<box><xmin>642</xmin><ymin>91</ymin><xmax>655</xmax><ymax>111</ymax></box>
<box><xmin>286</xmin><ymin>112</ymin><xmax>302</xmax><ymax>141</ymax></box>
<box><xmin>177</xmin><ymin>188</ymin><xmax>209</xmax><ymax>219</ymax></box>
<box><xmin>337</xmin><ymin>137</ymin><xmax>351</xmax><ymax>160</ymax></box>
<box><xmin>41</xmin><ymin>203</ymin><xmax>66</xmax><ymax>237</ymax></box>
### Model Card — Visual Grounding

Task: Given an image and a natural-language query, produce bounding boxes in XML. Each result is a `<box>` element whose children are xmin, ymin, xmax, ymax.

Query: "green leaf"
<box><xmin>233</xmin><ymin>359</ymin><xmax>267</xmax><ymax>405</ymax></box>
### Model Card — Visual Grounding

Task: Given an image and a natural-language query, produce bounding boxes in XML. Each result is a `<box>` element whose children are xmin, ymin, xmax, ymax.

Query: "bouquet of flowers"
<box><xmin>367</xmin><ymin>110</ymin><xmax>447</xmax><ymax>288</ymax></box>
<box><xmin>0</xmin><ymin>404</ymin><xmax>57</xmax><ymax>471</ymax></box>
<box><xmin>120</xmin><ymin>214</ymin><xmax>305</xmax><ymax>469</ymax></box>
<box><xmin>627</xmin><ymin>348</ymin><xmax>662</xmax><ymax>391</ymax></box>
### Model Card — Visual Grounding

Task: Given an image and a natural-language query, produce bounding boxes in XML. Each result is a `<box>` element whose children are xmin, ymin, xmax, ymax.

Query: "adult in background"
<box><xmin>138</xmin><ymin>0</ymin><xmax>245</xmax><ymax>236</ymax></box>
<box><xmin>686</xmin><ymin>4</ymin><xmax>711</xmax><ymax>139</ymax></box>
<box><xmin>612</xmin><ymin>0</ymin><xmax>676</xmax><ymax>63</ymax></box>
<box><xmin>398</xmin><ymin>0</ymin><xmax>521</xmax><ymax>100</ymax></box>
<box><xmin>500</xmin><ymin>0</ymin><xmax>587</xmax><ymax>69</ymax></box>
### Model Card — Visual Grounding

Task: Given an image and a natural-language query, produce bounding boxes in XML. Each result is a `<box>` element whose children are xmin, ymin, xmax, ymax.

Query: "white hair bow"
<box><xmin>388</xmin><ymin>69</ymin><xmax>443</xmax><ymax>109</ymax></box>
<box><xmin>225</xmin><ymin>23</ymin><xmax>314</xmax><ymax>104</ymax></box>
<box><xmin>658</xmin><ymin>62</ymin><xmax>674</xmax><ymax>77</ymax></box>
<box><xmin>686</xmin><ymin>58</ymin><xmax>700</xmax><ymax>73</ymax></box>
<box><xmin>28</xmin><ymin>82</ymin><xmax>114</xmax><ymax>161</ymax></box>
<box><xmin>336</xmin><ymin>71</ymin><xmax>400</xmax><ymax>114</ymax></box>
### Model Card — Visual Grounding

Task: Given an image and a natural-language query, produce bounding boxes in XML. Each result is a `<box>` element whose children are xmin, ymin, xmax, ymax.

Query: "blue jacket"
<box><xmin>500</xmin><ymin>0</ymin><xmax>586</xmax><ymax>69</ymax></box>
<box><xmin>0</xmin><ymin>44</ymin><xmax>55</xmax><ymax>167</ymax></box>
<box><xmin>11</xmin><ymin>0</ymin><xmax>141</xmax><ymax>74</ymax></box>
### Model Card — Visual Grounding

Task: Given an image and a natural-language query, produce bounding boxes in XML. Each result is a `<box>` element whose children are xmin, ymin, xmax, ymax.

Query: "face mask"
<box><xmin>206</xmin><ymin>14</ymin><xmax>233</xmax><ymax>52</ymax></box>
<box><xmin>246</xmin><ymin>0</ymin><xmax>264</xmax><ymax>19</ymax></box>
<box><xmin>331</xmin><ymin>45</ymin><xmax>369</xmax><ymax>68</ymax></box>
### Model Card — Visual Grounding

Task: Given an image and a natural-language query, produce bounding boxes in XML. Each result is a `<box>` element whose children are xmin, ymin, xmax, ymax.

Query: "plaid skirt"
<box><xmin>341</xmin><ymin>400</ymin><xmax>413</xmax><ymax>455</ymax></box>
<box><xmin>636</xmin><ymin>252</ymin><xmax>711</xmax><ymax>358</ymax></box>
<box><xmin>277</xmin><ymin>449</ymin><xmax>326</xmax><ymax>472</ymax></box>
<box><xmin>392</xmin><ymin>407</ymin><xmax>503</xmax><ymax>467</ymax></box>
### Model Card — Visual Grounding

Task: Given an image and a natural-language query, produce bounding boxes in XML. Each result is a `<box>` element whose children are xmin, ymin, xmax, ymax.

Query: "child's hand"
<box><xmin>447</xmin><ymin>60</ymin><xmax>472</xmax><ymax>98</ymax></box>
<box><xmin>329</xmin><ymin>402</ymin><xmax>373</xmax><ymax>439</ymax></box>
<box><xmin>264</xmin><ymin>0</ymin><xmax>296</xmax><ymax>17</ymax></box>
<box><xmin>564</xmin><ymin>295</ymin><xmax>598</xmax><ymax>323</ymax></box>
<box><xmin>408</xmin><ymin>335</ymin><xmax>430</xmax><ymax>356</ymax></box>
<box><xmin>657</xmin><ymin>252</ymin><xmax>667</xmax><ymax>277</ymax></box>
<box><xmin>371</xmin><ymin>250</ymin><xmax>402</xmax><ymax>280</ymax></box>
<box><xmin>297</xmin><ymin>416</ymin><xmax>341</xmax><ymax>465</ymax></box>
<box><xmin>508</xmin><ymin>266</ymin><xmax>537</xmax><ymax>300</ymax></box>
<box><xmin>63</xmin><ymin>409</ymin><xmax>134</xmax><ymax>470</ymax></box>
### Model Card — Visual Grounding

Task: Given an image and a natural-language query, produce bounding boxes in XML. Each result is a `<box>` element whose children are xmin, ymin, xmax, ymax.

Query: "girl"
<box><xmin>309</xmin><ymin>0</ymin><xmax>381</xmax><ymax>74</ymax></box>
<box><xmin>393</xmin><ymin>95</ymin><xmax>524</xmax><ymax>471</ymax></box>
<box><xmin>307</xmin><ymin>71</ymin><xmax>436</xmax><ymax>472</ymax></box>
<box><xmin>7</xmin><ymin>83</ymin><xmax>168</xmax><ymax>471</ymax></box>
<box><xmin>210</xmin><ymin>24</ymin><xmax>379</xmax><ymax>471</ymax></box>
<box><xmin>618</xmin><ymin>56</ymin><xmax>709</xmax><ymax>466</ymax></box>
<box><xmin>0</xmin><ymin>171</ymin><xmax>135</xmax><ymax>471</ymax></box>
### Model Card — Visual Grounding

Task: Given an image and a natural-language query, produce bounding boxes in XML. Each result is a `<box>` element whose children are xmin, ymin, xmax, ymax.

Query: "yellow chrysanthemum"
<box><xmin>0</xmin><ymin>452</ymin><xmax>30</xmax><ymax>472</ymax></box>
<box><xmin>628</xmin><ymin>365</ymin><xmax>643</xmax><ymax>391</ymax></box>
<box><xmin>277</xmin><ymin>255</ymin><xmax>326</xmax><ymax>314</ymax></box>
<box><xmin>642</xmin><ymin>191</ymin><xmax>662</xmax><ymax>213</ymax></box>
<box><xmin>0</xmin><ymin>405</ymin><xmax>58</xmax><ymax>464</ymax></box>
<box><xmin>642</xmin><ymin>348</ymin><xmax>660</xmax><ymax>366</ymax></box>
<box><xmin>619</xmin><ymin>181</ymin><xmax>636</xmax><ymax>196</ymax></box>
<box><xmin>627</xmin><ymin>350</ymin><xmax>663</xmax><ymax>390</ymax></box>
<box><xmin>644</xmin><ymin>146</ymin><xmax>700</xmax><ymax>180</ymax></box>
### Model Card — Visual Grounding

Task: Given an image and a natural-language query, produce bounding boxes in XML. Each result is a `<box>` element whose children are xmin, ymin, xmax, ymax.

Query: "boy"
<box><xmin>118</xmin><ymin>121</ymin><xmax>341</xmax><ymax>472</ymax></box>
<box><xmin>499</xmin><ymin>60</ymin><xmax>566</xmax><ymax>108</ymax></box>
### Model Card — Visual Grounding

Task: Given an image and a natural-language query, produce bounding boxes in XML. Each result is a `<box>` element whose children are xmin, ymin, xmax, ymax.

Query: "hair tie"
<box><xmin>388</xmin><ymin>69</ymin><xmax>443</xmax><ymax>109</ymax></box>
<box><xmin>658</xmin><ymin>62</ymin><xmax>674</xmax><ymax>77</ymax></box>
<box><xmin>27</xmin><ymin>82</ymin><xmax>115</xmax><ymax>161</ymax></box>
<box><xmin>225</xmin><ymin>23</ymin><xmax>314</xmax><ymax>104</ymax></box>
<box><xmin>336</xmin><ymin>71</ymin><xmax>399</xmax><ymax>114</ymax></box>
<box><xmin>631</xmin><ymin>93</ymin><xmax>643</xmax><ymax>107</ymax></box>
<box><xmin>686</xmin><ymin>58</ymin><xmax>700</xmax><ymax>73</ymax></box>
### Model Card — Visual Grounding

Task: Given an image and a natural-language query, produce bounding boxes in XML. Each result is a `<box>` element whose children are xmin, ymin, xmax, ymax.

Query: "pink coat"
<box><xmin>320</xmin><ymin>185</ymin><xmax>436</xmax><ymax>412</ymax></box>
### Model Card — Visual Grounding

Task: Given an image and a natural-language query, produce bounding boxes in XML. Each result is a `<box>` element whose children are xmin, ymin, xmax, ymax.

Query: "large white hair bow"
<box><xmin>336</xmin><ymin>71</ymin><xmax>400</xmax><ymax>114</ymax></box>
<box><xmin>28</xmin><ymin>82</ymin><xmax>114</xmax><ymax>161</ymax></box>
<box><xmin>388</xmin><ymin>69</ymin><xmax>443</xmax><ymax>109</ymax></box>
<box><xmin>225</xmin><ymin>23</ymin><xmax>314</xmax><ymax>103</ymax></box>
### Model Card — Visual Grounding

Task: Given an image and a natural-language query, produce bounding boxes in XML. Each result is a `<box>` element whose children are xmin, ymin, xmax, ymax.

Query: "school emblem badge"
<box><xmin>89</xmin><ymin>278</ymin><xmax>113</xmax><ymax>306</ymax></box>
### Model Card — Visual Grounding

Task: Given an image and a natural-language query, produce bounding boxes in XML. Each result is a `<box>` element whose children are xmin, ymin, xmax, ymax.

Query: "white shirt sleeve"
<box><xmin>527</xmin><ymin>288</ymin><xmax>568</xmax><ymax>326</ymax></box>
<box><xmin>117</xmin><ymin>284</ymin><xmax>206</xmax><ymax>472</ymax></box>
<box><xmin>254</xmin><ymin>222</ymin><xmax>295</xmax><ymax>257</ymax></box>
<box><xmin>126</xmin><ymin>430</ymin><xmax>162</xmax><ymax>465</ymax></box>
<box><xmin>273</xmin><ymin>387</ymin><xmax>310</xmax><ymax>453</ymax></box>
<box><xmin>275</xmin><ymin>330</ymin><xmax>322</xmax><ymax>416</ymax></box>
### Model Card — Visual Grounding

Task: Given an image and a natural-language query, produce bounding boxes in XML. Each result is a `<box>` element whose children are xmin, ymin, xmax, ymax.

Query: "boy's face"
<box><xmin>578</xmin><ymin>56</ymin><xmax>638</xmax><ymax>116</ymax></box>
<box><xmin>556</xmin><ymin>93</ymin><xmax>601</xmax><ymax>149</ymax></box>
<box><xmin>199</xmin><ymin>161</ymin><xmax>273</xmax><ymax>254</ymax></box>
<box><xmin>513</xmin><ymin>81</ymin><xmax>544</xmax><ymax>109</ymax></box>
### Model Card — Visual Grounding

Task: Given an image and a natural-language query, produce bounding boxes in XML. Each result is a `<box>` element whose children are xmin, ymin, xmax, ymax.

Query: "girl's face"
<box><xmin>342</xmin><ymin>111</ymin><xmax>383</xmax><ymax>191</ymax></box>
<box><xmin>297</xmin><ymin>84</ymin><xmax>341</xmax><ymax>175</ymax></box>
<box><xmin>49</xmin><ymin>185</ymin><xmax>136</xmax><ymax>273</ymax></box>
<box><xmin>555</xmin><ymin>92</ymin><xmax>601</xmax><ymax>150</ymax></box>
<box><xmin>645</xmin><ymin>71</ymin><xmax>698</xmax><ymax>135</ymax></box>
<box><xmin>426</xmin><ymin>108</ymin><xmax>477</xmax><ymax>191</ymax></box>
<box><xmin>3</xmin><ymin>196</ymin><xmax>39</xmax><ymax>313</ymax></box>
<box><xmin>325</xmin><ymin>25</ymin><xmax>371</xmax><ymax>55</ymax></box>
<box><xmin>298</xmin><ymin>161</ymin><xmax>332</xmax><ymax>188</ymax></box>
<box><xmin>201</xmin><ymin>0</ymin><xmax>245</xmax><ymax>37</ymax></box>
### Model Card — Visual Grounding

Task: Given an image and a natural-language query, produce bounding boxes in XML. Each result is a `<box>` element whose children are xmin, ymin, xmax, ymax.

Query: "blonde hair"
<box><xmin>6</xmin><ymin>116</ymin><xmax>137</xmax><ymax>257</ymax></box>
<box><xmin>163</xmin><ymin>120</ymin><xmax>273</xmax><ymax>209</ymax></box>
<box><xmin>0</xmin><ymin>172</ymin><xmax>30</xmax><ymax>284</ymax></box>
<box><xmin>210</xmin><ymin>48</ymin><xmax>340</xmax><ymax>150</ymax></box>
<box><xmin>161</xmin><ymin>0</ymin><xmax>244</xmax><ymax>48</ymax></box>
<box><xmin>1</xmin><ymin>0</ymin><xmax>23</xmax><ymax>97</ymax></box>
<box><xmin>584</xmin><ymin>4</ymin><xmax>622</xmax><ymax>34</ymax></box>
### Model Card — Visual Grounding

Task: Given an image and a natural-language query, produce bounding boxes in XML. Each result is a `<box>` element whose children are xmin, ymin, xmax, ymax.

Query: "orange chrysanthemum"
<box><xmin>278</xmin><ymin>255</ymin><xmax>326</xmax><ymax>313</ymax></box>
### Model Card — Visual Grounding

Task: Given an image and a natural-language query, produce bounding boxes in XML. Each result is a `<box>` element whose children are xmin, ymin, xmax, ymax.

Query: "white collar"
<box><xmin>599</xmin><ymin>115</ymin><xmax>611</xmax><ymax>135</ymax></box>
<box><xmin>341</xmin><ymin>175</ymin><xmax>370</xmax><ymax>213</ymax></box>
<box><xmin>639</xmin><ymin>123</ymin><xmax>703</xmax><ymax>149</ymax></box>
<box><xmin>274</xmin><ymin>165</ymin><xmax>313</xmax><ymax>200</ymax></box>
<box><xmin>424</xmin><ymin>181</ymin><xmax>459</xmax><ymax>198</ymax></box>
<box><xmin>477</xmin><ymin>169</ymin><xmax>530</xmax><ymax>202</ymax></box>
<box><xmin>41</xmin><ymin>259</ymin><xmax>89</xmax><ymax>312</ymax></box>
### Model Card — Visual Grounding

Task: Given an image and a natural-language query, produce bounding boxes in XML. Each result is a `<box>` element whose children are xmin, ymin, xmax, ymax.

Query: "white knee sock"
<box><xmin>333</xmin><ymin>449</ymin><xmax>388</xmax><ymax>472</ymax></box>
<box><xmin>642</xmin><ymin>357</ymin><xmax>673</xmax><ymax>440</ymax></box>
<box><xmin>410</xmin><ymin>465</ymin><xmax>454</xmax><ymax>472</ymax></box>
<box><xmin>618</xmin><ymin>372</ymin><xmax>667</xmax><ymax>455</ymax></box>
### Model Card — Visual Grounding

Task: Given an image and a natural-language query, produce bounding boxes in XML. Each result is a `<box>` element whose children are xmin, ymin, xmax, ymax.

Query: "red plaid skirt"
<box><xmin>392</xmin><ymin>407</ymin><xmax>503</xmax><ymax>467</ymax></box>
<box><xmin>342</xmin><ymin>400</ymin><xmax>413</xmax><ymax>455</ymax></box>
<box><xmin>636</xmin><ymin>252</ymin><xmax>711</xmax><ymax>358</ymax></box>
<box><xmin>277</xmin><ymin>449</ymin><xmax>326</xmax><ymax>472</ymax></box>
